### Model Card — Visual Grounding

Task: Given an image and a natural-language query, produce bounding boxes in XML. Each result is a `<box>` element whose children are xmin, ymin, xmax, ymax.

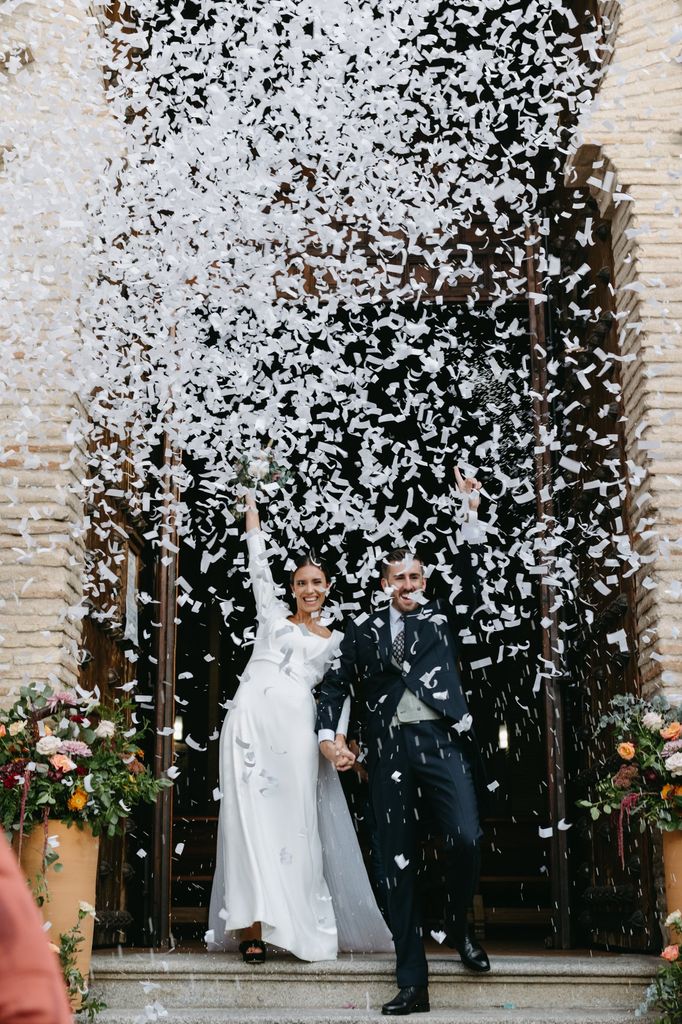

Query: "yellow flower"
<box><xmin>617</xmin><ymin>742</ymin><xmax>636</xmax><ymax>761</ymax></box>
<box><xmin>67</xmin><ymin>788</ymin><xmax>88</xmax><ymax>812</ymax></box>
<box><xmin>662</xmin><ymin>784</ymin><xmax>675</xmax><ymax>800</ymax></box>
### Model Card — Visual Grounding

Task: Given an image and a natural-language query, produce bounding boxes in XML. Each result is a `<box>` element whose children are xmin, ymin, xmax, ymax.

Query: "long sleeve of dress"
<box><xmin>335</xmin><ymin>695</ymin><xmax>351</xmax><ymax>736</ymax></box>
<box><xmin>246</xmin><ymin>528</ymin><xmax>290</xmax><ymax>623</ymax></box>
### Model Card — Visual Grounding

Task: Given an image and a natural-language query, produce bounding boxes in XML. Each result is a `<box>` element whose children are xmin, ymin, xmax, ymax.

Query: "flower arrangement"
<box><xmin>0</xmin><ymin>681</ymin><xmax>172</xmax><ymax>845</ymax></box>
<box><xmin>578</xmin><ymin>694</ymin><xmax>682</xmax><ymax>860</ymax></box>
<box><xmin>639</xmin><ymin>910</ymin><xmax>682</xmax><ymax>1023</ymax></box>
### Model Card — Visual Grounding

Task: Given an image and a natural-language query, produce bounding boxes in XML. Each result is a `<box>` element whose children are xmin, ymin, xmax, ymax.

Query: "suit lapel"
<box><xmin>404</xmin><ymin>609</ymin><xmax>417</xmax><ymax>660</ymax></box>
<box><xmin>374</xmin><ymin>606</ymin><xmax>393</xmax><ymax>666</ymax></box>
<box><xmin>404</xmin><ymin>601</ymin><xmax>433</xmax><ymax>661</ymax></box>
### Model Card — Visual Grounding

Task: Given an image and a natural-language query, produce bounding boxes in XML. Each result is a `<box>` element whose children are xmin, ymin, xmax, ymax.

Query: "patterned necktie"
<box><xmin>392</xmin><ymin>614</ymin><xmax>405</xmax><ymax>667</ymax></box>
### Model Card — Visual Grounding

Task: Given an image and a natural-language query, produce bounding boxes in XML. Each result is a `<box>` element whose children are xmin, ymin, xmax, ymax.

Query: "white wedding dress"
<box><xmin>207</xmin><ymin>528</ymin><xmax>392</xmax><ymax>960</ymax></box>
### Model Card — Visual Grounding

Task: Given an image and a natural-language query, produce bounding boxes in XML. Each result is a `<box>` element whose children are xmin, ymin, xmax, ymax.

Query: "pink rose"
<box><xmin>49</xmin><ymin>753</ymin><xmax>76</xmax><ymax>773</ymax></box>
<box><xmin>661</xmin><ymin>945</ymin><xmax>679</xmax><ymax>962</ymax></box>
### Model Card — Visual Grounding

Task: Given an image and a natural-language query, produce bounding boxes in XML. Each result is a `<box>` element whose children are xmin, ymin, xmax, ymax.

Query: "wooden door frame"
<box><xmin>525</xmin><ymin>226</ymin><xmax>572</xmax><ymax>948</ymax></box>
<box><xmin>151</xmin><ymin>438</ymin><xmax>181</xmax><ymax>948</ymax></box>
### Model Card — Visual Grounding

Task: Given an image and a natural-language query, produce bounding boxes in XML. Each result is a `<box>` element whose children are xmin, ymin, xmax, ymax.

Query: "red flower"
<box><xmin>0</xmin><ymin>759</ymin><xmax>27</xmax><ymax>788</ymax></box>
<box><xmin>76</xmin><ymin>765</ymin><xmax>87</xmax><ymax>777</ymax></box>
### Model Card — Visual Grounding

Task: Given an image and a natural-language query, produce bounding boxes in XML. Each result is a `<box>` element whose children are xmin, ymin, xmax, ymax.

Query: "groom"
<box><xmin>317</xmin><ymin>470</ymin><xmax>489</xmax><ymax>1016</ymax></box>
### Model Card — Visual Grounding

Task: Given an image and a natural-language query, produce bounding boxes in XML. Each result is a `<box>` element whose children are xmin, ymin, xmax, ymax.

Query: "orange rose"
<box><xmin>662</xmin><ymin>944</ymin><xmax>679</xmax><ymax>962</ymax></box>
<box><xmin>662</xmin><ymin>784</ymin><xmax>675</xmax><ymax>800</ymax></box>
<box><xmin>617</xmin><ymin>742</ymin><xmax>636</xmax><ymax>761</ymax></box>
<box><xmin>674</xmin><ymin>786</ymin><xmax>682</xmax><ymax>798</ymax></box>
<box><xmin>0</xmin><ymin>724</ymin><xmax>6</xmax><ymax>738</ymax></box>
<box><xmin>661</xmin><ymin>722</ymin><xmax>682</xmax><ymax>741</ymax></box>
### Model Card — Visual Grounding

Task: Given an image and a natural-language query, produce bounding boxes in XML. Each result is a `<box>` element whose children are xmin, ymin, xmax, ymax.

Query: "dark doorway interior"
<box><xmin>168</xmin><ymin>300</ymin><xmax>554</xmax><ymax>948</ymax></box>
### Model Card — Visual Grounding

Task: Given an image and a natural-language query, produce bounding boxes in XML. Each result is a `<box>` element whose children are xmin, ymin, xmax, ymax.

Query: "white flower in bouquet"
<box><xmin>36</xmin><ymin>735</ymin><xmax>62</xmax><ymax>756</ymax></box>
<box><xmin>248</xmin><ymin>457</ymin><xmax>270</xmax><ymax>481</ymax></box>
<box><xmin>665</xmin><ymin>909</ymin><xmax>682</xmax><ymax>929</ymax></box>
<box><xmin>665</xmin><ymin>752</ymin><xmax>682</xmax><ymax>777</ymax></box>
<box><xmin>642</xmin><ymin>711</ymin><xmax>664</xmax><ymax>732</ymax></box>
<box><xmin>95</xmin><ymin>720</ymin><xmax>116</xmax><ymax>739</ymax></box>
<box><xmin>8</xmin><ymin>721</ymin><xmax>25</xmax><ymax>736</ymax></box>
<box><xmin>79</xmin><ymin>901</ymin><xmax>96</xmax><ymax>917</ymax></box>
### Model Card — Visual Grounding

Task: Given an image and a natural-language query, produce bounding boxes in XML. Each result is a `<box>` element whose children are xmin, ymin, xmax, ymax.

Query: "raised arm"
<box><xmin>244</xmin><ymin>489</ymin><xmax>260</xmax><ymax>534</ymax></box>
<box><xmin>244</xmin><ymin>492</ymin><xmax>289</xmax><ymax>622</ymax></box>
<box><xmin>450</xmin><ymin>466</ymin><xmax>484</xmax><ymax>631</ymax></box>
<box><xmin>454</xmin><ymin>465</ymin><xmax>482</xmax><ymax>515</ymax></box>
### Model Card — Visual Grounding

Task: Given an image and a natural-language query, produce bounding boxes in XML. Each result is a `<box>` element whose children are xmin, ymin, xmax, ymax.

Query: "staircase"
<box><xmin>90</xmin><ymin>950</ymin><xmax>658</xmax><ymax>1023</ymax></box>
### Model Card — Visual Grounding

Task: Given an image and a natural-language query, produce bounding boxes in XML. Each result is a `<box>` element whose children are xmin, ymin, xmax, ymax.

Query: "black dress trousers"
<box><xmin>371</xmin><ymin>718</ymin><xmax>482</xmax><ymax>988</ymax></box>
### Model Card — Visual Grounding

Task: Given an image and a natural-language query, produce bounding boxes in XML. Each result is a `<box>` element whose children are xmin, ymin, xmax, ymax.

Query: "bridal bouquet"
<box><xmin>578</xmin><ymin>694</ymin><xmax>682</xmax><ymax>856</ymax></box>
<box><xmin>0</xmin><ymin>681</ymin><xmax>171</xmax><ymax>842</ymax></box>
<box><xmin>229</xmin><ymin>447</ymin><xmax>291</xmax><ymax>515</ymax></box>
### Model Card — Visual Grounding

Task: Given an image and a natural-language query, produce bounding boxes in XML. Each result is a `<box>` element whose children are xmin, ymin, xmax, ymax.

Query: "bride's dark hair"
<box><xmin>289</xmin><ymin>553</ymin><xmax>331</xmax><ymax>586</ymax></box>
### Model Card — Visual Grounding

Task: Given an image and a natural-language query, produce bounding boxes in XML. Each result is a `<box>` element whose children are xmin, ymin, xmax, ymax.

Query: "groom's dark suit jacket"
<box><xmin>317</xmin><ymin>599</ymin><xmax>479</xmax><ymax>779</ymax></box>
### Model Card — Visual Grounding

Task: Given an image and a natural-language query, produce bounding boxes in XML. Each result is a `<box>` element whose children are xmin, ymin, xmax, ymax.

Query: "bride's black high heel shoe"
<box><xmin>239</xmin><ymin>938</ymin><xmax>266</xmax><ymax>964</ymax></box>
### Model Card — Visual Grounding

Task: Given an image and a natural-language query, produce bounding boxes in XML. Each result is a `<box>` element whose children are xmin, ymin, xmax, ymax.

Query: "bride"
<box><xmin>207</xmin><ymin>492</ymin><xmax>392</xmax><ymax>962</ymax></box>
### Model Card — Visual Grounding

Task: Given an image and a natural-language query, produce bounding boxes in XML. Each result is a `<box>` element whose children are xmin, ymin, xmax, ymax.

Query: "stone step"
<box><xmin>89</xmin><ymin>952</ymin><xmax>657</xmax><ymax>1015</ymax></box>
<box><xmin>95</xmin><ymin>1010</ymin><xmax>655</xmax><ymax>1024</ymax></box>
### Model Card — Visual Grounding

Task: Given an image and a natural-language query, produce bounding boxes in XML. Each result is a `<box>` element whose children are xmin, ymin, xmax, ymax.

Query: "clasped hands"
<box><xmin>320</xmin><ymin>735</ymin><xmax>355</xmax><ymax>772</ymax></box>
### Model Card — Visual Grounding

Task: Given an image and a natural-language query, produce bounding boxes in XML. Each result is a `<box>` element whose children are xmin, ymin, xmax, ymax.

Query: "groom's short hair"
<box><xmin>380</xmin><ymin>548</ymin><xmax>423</xmax><ymax>580</ymax></box>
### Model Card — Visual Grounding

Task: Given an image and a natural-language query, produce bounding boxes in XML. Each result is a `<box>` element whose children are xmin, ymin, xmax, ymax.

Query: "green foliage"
<box><xmin>0</xmin><ymin>681</ymin><xmax>172</xmax><ymax>840</ymax></box>
<box><xmin>57</xmin><ymin>905</ymin><xmax>107</xmax><ymax>1022</ymax></box>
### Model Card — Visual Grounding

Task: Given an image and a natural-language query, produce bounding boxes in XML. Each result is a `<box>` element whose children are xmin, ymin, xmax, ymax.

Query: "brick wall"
<box><xmin>567</xmin><ymin>0</ymin><xmax>682</xmax><ymax>697</ymax></box>
<box><xmin>0</xmin><ymin>3</ymin><xmax>115</xmax><ymax>697</ymax></box>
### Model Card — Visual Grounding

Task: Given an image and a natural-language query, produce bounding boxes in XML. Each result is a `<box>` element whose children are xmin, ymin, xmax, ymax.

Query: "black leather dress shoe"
<box><xmin>456</xmin><ymin>935</ymin><xmax>490</xmax><ymax>973</ymax></box>
<box><xmin>381</xmin><ymin>986</ymin><xmax>430</xmax><ymax>1015</ymax></box>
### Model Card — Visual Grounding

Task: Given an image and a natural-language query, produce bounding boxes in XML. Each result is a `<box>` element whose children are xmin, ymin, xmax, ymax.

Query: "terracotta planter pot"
<box><xmin>663</xmin><ymin>830</ymin><xmax>682</xmax><ymax>918</ymax></box>
<box><xmin>15</xmin><ymin>819</ymin><xmax>100</xmax><ymax>998</ymax></box>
